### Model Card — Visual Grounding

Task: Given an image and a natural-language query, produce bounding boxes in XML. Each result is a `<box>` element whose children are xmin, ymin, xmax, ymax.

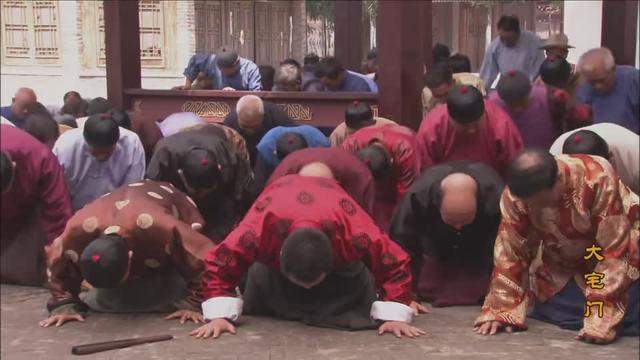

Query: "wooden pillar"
<box><xmin>377</xmin><ymin>0</ymin><xmax>431</xmax><ymax>130</ymax></box>
<box><xmin>601</xmin><ymin>0</ymin><xmax>638</xmax><ymax>66</ymax></box>
<box><xmin>334</xmin><ymin>0</ymin><xmax>363</xmax><ymax>71</ymax></box>
<box><xmin>104</xmin><ymin>0</ymin><xmax>141</xmax><ymax>110</ymax></box>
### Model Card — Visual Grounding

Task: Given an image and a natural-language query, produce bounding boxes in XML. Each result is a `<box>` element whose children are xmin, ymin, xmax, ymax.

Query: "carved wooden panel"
<box><xmin>224</xmin><ymin>1</ymin><xmax>254</xmax><ymax>60</ymax></box>
<box><xmin>255</xmin><ymin>1</ymin><xmax>292</xmax><ymax>66</ymax></box>
<box><xmin>193</xmin><ymin>0</ymin><xmax>300</xmax><ymax>66</ymax></box>
<box><xmin>194</xmin><ymin>0</ymin><xmax>223</xmax><ymax>53</ymax></box>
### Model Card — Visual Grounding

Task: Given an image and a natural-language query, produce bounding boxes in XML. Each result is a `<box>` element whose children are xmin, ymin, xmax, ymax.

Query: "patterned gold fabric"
<box><xmin>475</xmin><ymin>154</ymin><xmax>639</xmax><ymax>342</ymax></box>
<box><xmin>329</xmin><ymin>117</ymin><xmax>396</xmax><ymax>147</ymax></box>
<box><xmin>180</xmin><ymin>123</ymin><xmax>250</xmax><ymax>163</ymax></box>
<box><xmin>422</xmin><ymin>73</ymin><xmax>487</xmax><ymax>114</ymax></box>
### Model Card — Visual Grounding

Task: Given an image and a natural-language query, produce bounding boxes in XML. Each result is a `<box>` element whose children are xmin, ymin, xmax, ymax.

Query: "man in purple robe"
<box><xmin>1</xmin><ymin>125</ymin><xmax>72</xmax><ymax>285</ymax></box>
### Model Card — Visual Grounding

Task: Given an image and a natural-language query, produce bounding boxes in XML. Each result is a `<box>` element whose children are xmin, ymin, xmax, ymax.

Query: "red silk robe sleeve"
<box><xmin>392</xmin><ymin>140</ymin><xmax>420</xmax><ymax>204</ymax></box>
<box><xmin>336</xmin><ymin>209</ymin><xmax>414</xmax><ymax>305</ymax></box>
<box><xmin>339</xmin><ymin>134</ymin><xmax>360</xmax><ymax>155</ymax></box>
<box><xmin>416</xmin><ymin>110</ymin><xmax>443</xmax><ymax>170</ymax></box>
<box><xmin>490</xmin><ymin>105</ymin><xmax>524</xmax><ymax>176</ymax></box>
<box><xmin>581</xmin><ymin>161</ymin><xmax>640</xmax><ymax>342</ymax></box>
<box><xmin>474</xmin><ymin>190</ymin><xmax>538</xmax><ymax>329</ymax></box>
<box><xmin>37</xmin><ymin>148</ymin><xmax>72</xmax><ymax>244</ymax></box>
<box><xmin>201</xmin><ymin>219</ymin><xmax>265</xmax><ymax>300</ymax></box>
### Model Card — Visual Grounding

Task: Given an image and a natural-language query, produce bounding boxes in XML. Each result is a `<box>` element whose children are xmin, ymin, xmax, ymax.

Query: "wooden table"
<box><xmin>126</xmin><ymin>89</ymin><xmax>379</xmax><ymax>129</ymax></box>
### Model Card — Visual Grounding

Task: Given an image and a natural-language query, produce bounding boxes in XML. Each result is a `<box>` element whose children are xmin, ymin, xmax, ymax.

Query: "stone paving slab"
<box><xmin>1</xmin><ymin>285</ymin><xmax>638</xmax><ymax>360</ymax></box>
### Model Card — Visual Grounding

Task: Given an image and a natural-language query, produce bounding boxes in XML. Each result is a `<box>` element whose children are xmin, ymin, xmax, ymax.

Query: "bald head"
<box><xmin>440</xmin><ymin>173</ymin><xmax>478</xmax><ymax>230</ymax></box>
<box><xmin>298</xmin><ymin>162</ymin><xmax>334</xmax><ymax>180</ymax></box>
<box><xmin>11</xmin><ymin>88</ymin><xmax>38</xmax><ymax>119</ymax></box>
<box><xmin>578</xmin><ymin>48</ymin><xmax>616</xmax><ymax>94</ymax></box>
<box><xmin>236</xmin><ymin>95</ymin><xmax>265</xmax><ymax>135</ymax></box>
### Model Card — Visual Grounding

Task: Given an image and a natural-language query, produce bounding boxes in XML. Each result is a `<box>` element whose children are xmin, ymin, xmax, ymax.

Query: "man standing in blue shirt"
<box><xmin>479</xmin><ymin>15</ymin><xmax>545</xmax><ymax>90</ymax></box>
<box><xmin>314</xmin><ymin>57</ymin><xmax>374</xmax><ymax>92</ymax></box>
<box><xmin>0</xmin><ymin>88</ymin><xmax>38</xmax><ymax>129</ymax></box>
<box><xmin>576</xmin><ymin>47</ymin><xmax>639</xmax><ymax>134</ymax></box>
<box><xmin>175</xmin><ymin>46</ymin><xmax>262</xmax><ymax>91</ymax></box>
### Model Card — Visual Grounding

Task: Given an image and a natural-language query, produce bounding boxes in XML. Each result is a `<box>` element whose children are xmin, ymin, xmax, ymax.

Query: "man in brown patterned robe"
<box><xmin>39</xmin><ymin>180</ymin><xmax>215</xmax><ymax>328</ymax></box>
<box><xmin>147</xmin><ymin>123</ymin><xmax>256</xmax><ymax>241</ymax></box>
<box><xmin>474</xmin><ymin>150</ymin><xmax>639</xmax><ymax>344</ymax></box>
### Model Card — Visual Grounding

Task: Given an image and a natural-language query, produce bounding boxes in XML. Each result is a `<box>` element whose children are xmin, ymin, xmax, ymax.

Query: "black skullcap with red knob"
<box><xmin>345</xmin><ymin>100</ymin><xmax>374</xmax><ymax>130</ymax></box>
<box><xmin>496</xmin><ymin>69</ymin><xmax>532</xmax><ymax>103</ymax></box>
<box><xmin>539</xmin><ymin>56</ymin><xmax>572</xmax><ymax>88</ymax></box>
<box><xmin>562</xmin><ymin>130</ymin><xmax>610</xmax><ymax>160</ymax></box>
<box><xmin>446</xmin><ymin>85</ymin><xmax>485</xmax><ymax>124</ymax></box>
<box><xmin>275</xmin><ymin>132</ymin><xmax>308</xmax><ymax>161</ymax></box>
<box><xmin>357</xmin><ymin>144</ymin><xmax>391</xmax><ymax>180</ymax></box>
<box><xmin>215</xmin><ymin>45</ymin><xmax>239</xmax><ymax>68</ymax></box>
<box><xmin>79</xmin><ymin>234</ymin><xmax>129</xmax><ymax>288</ymax></box>
<box><xmin>83</xmin><ymin>113</ymin><xmax>120</xmax><ymax>148</ymax></box>
<box><xmin>182</xmin><ymin>147</ymin><xmax>222</xmax><ymax>190</ymax></box>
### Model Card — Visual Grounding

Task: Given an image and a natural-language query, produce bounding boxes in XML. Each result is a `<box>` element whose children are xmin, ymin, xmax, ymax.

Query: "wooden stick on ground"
<box><xmin>71</xmin><ymin>334</ymin><xmax>173</xmax><ymax>355</ymax></box>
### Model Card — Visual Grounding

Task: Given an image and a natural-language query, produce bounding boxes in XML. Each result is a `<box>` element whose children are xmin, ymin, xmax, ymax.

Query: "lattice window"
<box><xmin>1</xmin><ymin>0</ymin><xmax>60</xmax><ymax>65</ymax></box>
<box><xmin>97</xmin><ymin>0</ymin><xmax>165</xmax><ymax>68</ymax></box>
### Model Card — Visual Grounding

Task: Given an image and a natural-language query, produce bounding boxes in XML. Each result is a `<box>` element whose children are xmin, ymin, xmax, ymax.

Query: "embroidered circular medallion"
<box><xmin>160</xmin><ymin>185</ymin><xmax>174</xmax><ymax>194</ymax></box>
<box><xmin>136</xmin><ymin>213</ymin><xmax>154</xmax><ymax>229</ymax></box>
<box><xmin>296</xmin><ymin>191</ymin><xmax>314</xmax><ymax>205</ymax></box>
<box><xmin>82</xmin><ymin>217</ymin><xmax>99</xmax><ymax>233</ymax></box>
<box><xmin>103</xmin><ymin>225</ymin><xmax>121</xmax><ymax>235</ymax></box>
<box><xmin>254</xmin><ymin>196</ymin><xmax>272</xmax><ymax>212</ymax></box>
<box><xmin>339</xmin><ymin>198</ymin><xmax>357</xmax><ymax>216</ymax></box>
<box><xmin>64</xmin><ymin>249</ymin><xmax>79</xmax><ymax>263</ymax></box>
<box><xmin>147</xmin><ymin>191</ymin><xmax>163</xmax><ymax>200</ymax></box>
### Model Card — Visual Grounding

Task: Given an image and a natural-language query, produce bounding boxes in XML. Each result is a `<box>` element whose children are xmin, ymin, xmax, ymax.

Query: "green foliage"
<box><xmin>306</xmin><ymin>0</ymin><xmax>335</xmax><ymax>22</ymax></box>
<box><xmin>364</xmin><ymin>0</ymin><xmax>377</xmax><ymax>20</ymax></box>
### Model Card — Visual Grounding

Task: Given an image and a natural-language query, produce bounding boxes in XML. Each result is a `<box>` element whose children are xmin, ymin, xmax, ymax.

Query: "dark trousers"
<box><xmin>1</xmin><ymin>209</ymin><xmax>46</xmax><ymax>286</ymax></box>
<box><xmin>242</xmin><ymin>262</ymin><xmax>378</xmax><ymax>330</ymax></box>
<box><xmin>529</xmin><ymin>278</ymin><xmax>639</xmax><ymax>336</ymax></box>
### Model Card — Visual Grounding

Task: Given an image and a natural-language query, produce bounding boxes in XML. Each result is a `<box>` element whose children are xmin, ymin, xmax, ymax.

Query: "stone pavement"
<box><xmin>1</xmin><ymin>285</ymin><xmax>638</xmax><ymax>360</ymax></box>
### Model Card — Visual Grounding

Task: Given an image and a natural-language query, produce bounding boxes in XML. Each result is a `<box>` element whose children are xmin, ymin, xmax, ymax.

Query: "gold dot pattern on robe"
<box><xmin>191</xmin><ymin>222</ymin><xmax>203</xmax><ymax>231</ymax></box>
<box><xmin>46</xmin><ymin>268</ymin><xmax>52</xmax><ymax>280</ymax></box>
<box><xmin>160</xmin><ymin>185</ymin><xmax>174</xmax><ymax>194</ymax></box>
<box><xmin>136</xmin><ymin>213</ymin><xmax>154</xmax><ymax>229</ymax></box>
<box><xmin>115</xmin><ymin>200</ymin><xmax>130</xmax><ymax>210</ymax></box>
<box><xmin>147</xmin><ymin>191</ymin><xmax>163</xmax><ymax>200</ymax></box>
<box><xmin>144</xmin><ymin>259</ymin><xmax>161</xmax><ymax>268</ymax></box>
<box><xmin>186</xmin><ymin>196</ymin><xmax>197</xmax><ymax>207</ymax></box>
<box><xmin>64</xmin><ymin>249</ymin><xmax>79</xmax><ymax>263</ymax></box>
<box><xmin>104</xmin><ymin>225</ymin><xmax>121</xmax><ymax>235</ymax></box>
<box><xmin>171</xmin><ymin>205</ymin><xmax>180</xmax><ymax>219</ymax></box>
<box><xmin>82</xmin><ymin>217</ymin><xmax>99</xmax><ymax>233</ymax></box>
<box><xmin>128</xmin><ymin>182</ymin><xmax>145</xmax><ymax>187</ymax></box>
<box><xmin>164</xmin><ymin>243</ymin><xmax>172</xmax><ymax>255</ymax></box>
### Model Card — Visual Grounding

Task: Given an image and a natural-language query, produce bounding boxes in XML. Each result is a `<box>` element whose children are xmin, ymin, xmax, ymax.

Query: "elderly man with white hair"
<box><xmin>273</xmin><ymin>64</ymin><xmax>302</xmax><ymax>91</ymax></box>
<box><xmin>223</xmin><ymin>95</ymin><xmax>294</xmax><ymax>164</ymax></box>
<box><xmin>1</xmin><ymin>87</ymin><xmax>38</xmax><ymax>129</ymax></box>
<box><xmin>576</xmin><ymin>47</ymin><xmax>639</xmax><ymax>133</ymax></box>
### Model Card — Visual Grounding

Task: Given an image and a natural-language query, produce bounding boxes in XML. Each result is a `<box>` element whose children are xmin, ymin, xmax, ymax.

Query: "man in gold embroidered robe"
<box><xmin>474</xmin><ymin>150</ymin><xmax>639</xmax><ymax>344</ymax></box>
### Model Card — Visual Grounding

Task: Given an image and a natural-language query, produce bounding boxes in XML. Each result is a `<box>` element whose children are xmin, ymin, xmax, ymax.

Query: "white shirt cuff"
<box><xmin>201</xmin><ymin>296</ymin><xmax>244</xmax><ymax>322</ymax></box>
<box><xmin>370</xmin><ymin>301</ymin><xmax>414</xmax><ymax>323</ymax></box>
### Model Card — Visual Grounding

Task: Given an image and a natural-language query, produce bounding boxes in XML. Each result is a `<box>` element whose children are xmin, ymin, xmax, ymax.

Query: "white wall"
<box><xmin>563</xmin><ymin>0</ymin><xmax>602</xmax><ymax>65</ymax></box>
<box><xmin>1</xmin><ymin>1</ymin><xmax>190</xmax><ymax>108</ymax></box>
<box><xmin>636</xmin><ymin>6</ymin><xmax>640</xmax><ymax>68</ymax></box>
